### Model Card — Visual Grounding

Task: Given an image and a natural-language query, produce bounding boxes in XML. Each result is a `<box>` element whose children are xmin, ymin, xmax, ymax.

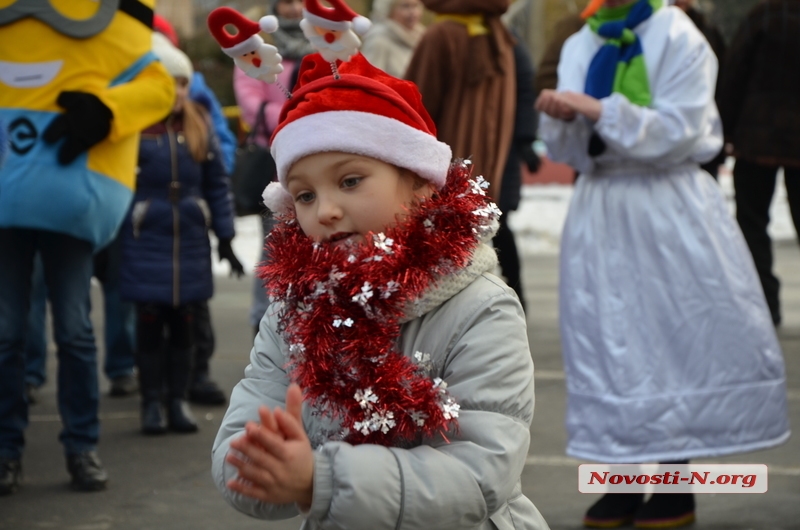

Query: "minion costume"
<box><xmin>0</xmin><ymin>0</ymin><xmax>174</xmax><ymax>494</ymax></box>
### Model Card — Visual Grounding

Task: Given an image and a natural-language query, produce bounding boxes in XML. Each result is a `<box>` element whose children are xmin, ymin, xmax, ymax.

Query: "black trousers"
<box><xmin>733</xmin><ymin>159</ymin><xmax>800</xmax><ymax>322</ymax></box>
<box><xmin>136</xmin><ymin>302</ymin><xmax>198</xmax><ymax>401</ymax></box>
<box><xmin>137</xmin><ymin>303</ymin><xmax>196</xmax><ymax>354</ymax></box>
<box><xmin>191</xmin><ymin>300</ymin><xmax>214</xmax><ymax>379</ymax></box>
<box><xmin>495</xmin><ymin>213</ymin><xmax>526</xmax><ymax>312</ymax></box>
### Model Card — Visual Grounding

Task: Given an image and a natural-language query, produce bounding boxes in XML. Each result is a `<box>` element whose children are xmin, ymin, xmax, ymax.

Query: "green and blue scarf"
<box><xmin>585</xmin><ymin>0</ymin><xmax>661</xmax><ymax>106</ymax></box>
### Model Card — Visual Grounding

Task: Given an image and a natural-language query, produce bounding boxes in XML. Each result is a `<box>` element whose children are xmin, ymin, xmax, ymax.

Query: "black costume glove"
<box><xmin>43</xmin><ymin>91</ymin><xmax>113</xmax><ymax>165</ymax></box>
<box><xmin>217</xmin><ymin>238</ymin><xmax>245</xmax><ymax>279</ymax></box>
<box><xmin>519</xmin><ymin>141</ymin><xmax>542</xmax><ymax>173</ymax></box>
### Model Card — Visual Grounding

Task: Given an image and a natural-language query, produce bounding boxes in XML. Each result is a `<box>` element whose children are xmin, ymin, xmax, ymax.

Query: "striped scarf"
<box><xmin>584</xmin><ymin>0</ymin><xmax>661</xmax><ymax>106</ymax></box>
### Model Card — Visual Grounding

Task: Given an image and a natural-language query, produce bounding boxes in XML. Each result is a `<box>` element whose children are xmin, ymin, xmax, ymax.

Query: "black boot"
<box><xmin>584</xmin><ymin>493</ymin><xmax>644</xmax><ymax>528</ymax></box>
<box><xmin>634</xmin><ymin>493</ymin><xmax>695</xmax><ymax>528</ymax></box>
<box><xmin>141</xmin><ymin>400</ymin><xmax>167</xmax><ymax>435</ymax></box>
<box><xmin>166</xmin><ymin>347</ymin><xmax>198</xmax><ymax>433</ymax></box>
<box><xmin>137</xmin><ymin>349</ymin><xmax>167</xmax><ymax>435</ymax></box>
<box><xmin>66</xmin><ymin>451</ymin><xmax>108</xmax><ymax>491</ymax></box>
<box><xmin>188</xmin><ymin>372</ymin><xmax>227</xmax><ymax>406</ymax></box>
<box><xmin>167</xmin><ymin>399</ymin><xmax>198</xmax><ymax>433</ymax></box>
<box><xmin>0</xmin><ymin>457</ymin><xmax>22</xmax><ymax>495</ymax></box>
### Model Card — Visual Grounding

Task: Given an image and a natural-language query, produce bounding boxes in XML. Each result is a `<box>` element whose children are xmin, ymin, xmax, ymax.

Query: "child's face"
<box><xmin>286</xmin><ymin>152</ymin><xmax>430</xmax><ymax>246</ymax></box>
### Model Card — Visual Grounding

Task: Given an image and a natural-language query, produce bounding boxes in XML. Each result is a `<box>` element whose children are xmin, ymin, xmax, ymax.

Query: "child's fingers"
<box><xmin>232</xmin><ymin>450</ymin><xmax>282</xmax><ymax>485</ymax></box>
<box><xmin>246</xmin><ymin>420</ymin><xmax>289</xmax><ymax>459</ymax></box>
<box><xmin>231</xmin><ymin>427</ymin><xmax>285</xmax><ymax>466</ymax></box>
<box><xmin>227</xmin><ymin>477</ymin><xmax>274</xmax><ymax>503</ymax></box>
<box><xmin>285</xmin><ymin>384</ymin><xmax>304</xmax><ymax>422</ymax></box>
<box><xmin>274</xmin><ymin>407</ymin><xmax>307</xmax><ymax>441</ymax></box>
<box><xmin>258</xmin><ymin>405</ymin><xmax>279</xmax><ymax>433</ymax></box>
<box><xmin>225</xmin><ymin>450</ymin><xmax>248</xmax><ymax>471</ymax></box>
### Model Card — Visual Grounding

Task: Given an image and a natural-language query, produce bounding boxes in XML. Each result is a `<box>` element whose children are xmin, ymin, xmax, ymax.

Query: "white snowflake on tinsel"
<box><xmin>312</xmin><ymin>281</ymin><xmax>328</xmax><ymax>298</ymax></box>
<box><xmin>423</xmin><ymin>218</ymin><xmax>435</xmax><ymax>230</ymax></box>
<box><xmin>414</xmin><ymin>351</ymin><xmax>433</xmax><ymax>373</ymax></box>
<box><xmin>313</xmin><ymin>267</ymin><xmax>348</xmax><ymax>299</ymax></box>
<box><xmin>472</xmin><ymin>202</ymin><xmax>502</xmax><ymax>219</ymax></box>
<box><xmin>333</xmin><ymin>317</ymin><xmax>354</xmax><ymax>328</ymax></box>
<box><xmin>289</xmin><ymin>342</ymin><xmax>306</xmax><ymax>354</ymax></box>
<box><xmin>372</xmin><ymin>233</ymin><xmax>394</xmax><ymax>253</ymax></box>
<box><xmin>351</xmin><ymin>282</ymin><xmax>374</xmax><ymax>306</ymax></box>
<box><xmin>441</xmin><ymin>397</ymin><xmax>460</xmax><ymax>420</ymax></box>
<box><xmin>474</xmin><ymin>175</ymin><xmax>490</xmax><ymax>193</ymax></box>
<box><xmin>381</xmin><ymin>280</ymin><xmax>400</xmax><ymax>299</ymax></box>
<box><xmin>409</xmin><ymin>410</ymin><xmax>427</xmax><ymax>427</ymax></box>
<box><xmin>330</xmin><ymin>268</ymin><xmax>346</xmax><ymax>282</ymax></box>
<box><xmin>373</xmin><ymin>411</ymin><xmax>396</xmax><ymax>434</ymax></box>
<box><xmin>353</xmin><ymin>410</ymin><xmax>397</xmax><ymax>435</ymax></box>
<box><xmin>347</xmin><ymin>254</ymin><xmax>357</xmax><ymax>263</ymax></box>
<box><xmin>353</xmin><ymin>419</ymin><xmax>372</xmax><ymax>435</ymax></box>
<box><xmin>432</xmin><ymin>378</ymin><xmax>460</xmax><ymax>419</ymax></box>
<box><xmin>354</xmin><ymin>388</ymin><xmax>379</xmax><ymax>410</ymax></box>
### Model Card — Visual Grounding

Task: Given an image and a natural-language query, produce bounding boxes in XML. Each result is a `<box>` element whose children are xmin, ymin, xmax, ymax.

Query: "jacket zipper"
<box><xmin>166</xmin><ymin>117</ymin><xmax>181</xmax><ymax>307</ymax></box>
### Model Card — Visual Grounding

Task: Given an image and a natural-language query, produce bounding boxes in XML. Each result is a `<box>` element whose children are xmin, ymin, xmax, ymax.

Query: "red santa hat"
<box><xmin>264</xmin><ymin>53</ymin><xmax>451</xmax><ymax>212</ymax></box>
<box><xmin>303</xmin><ymin>0</ymin><xmax>371</xmax><ymax>35</ymax></box>
<box><xmin>207</xmin><ymin>7</ymin><xmax>279</xmax><ymax>57</ymax></box>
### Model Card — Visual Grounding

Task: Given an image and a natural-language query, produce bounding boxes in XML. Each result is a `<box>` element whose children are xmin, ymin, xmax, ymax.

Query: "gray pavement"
<box><xmin>1</xmin><ymin>244</ymin><xmax>799</xmax><ymax>530</ymax></box>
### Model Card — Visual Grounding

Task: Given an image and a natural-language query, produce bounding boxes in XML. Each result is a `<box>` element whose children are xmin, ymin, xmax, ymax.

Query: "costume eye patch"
<box><xmin>0</xmin><ymin>0</ymin><xmax>153</xmax><ymax>38</ymax></box>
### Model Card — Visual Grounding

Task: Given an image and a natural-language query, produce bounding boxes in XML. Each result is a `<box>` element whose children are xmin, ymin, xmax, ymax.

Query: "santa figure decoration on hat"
<box><xmin>207</xmin><ymin>7</ymin><xmax>284</xmax><ymax>84</ymax></box>
<box><xmin>300</xmin><ymin>0</ymin><xmax>371</xmax><ymax>75</ymax></box>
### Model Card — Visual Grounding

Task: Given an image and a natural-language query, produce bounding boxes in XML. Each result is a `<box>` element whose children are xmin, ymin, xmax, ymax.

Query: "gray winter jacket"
<box><xmin>212</xmin><ymin>245</ymin><xmax>549</xmax><ymax>530</ymax></box>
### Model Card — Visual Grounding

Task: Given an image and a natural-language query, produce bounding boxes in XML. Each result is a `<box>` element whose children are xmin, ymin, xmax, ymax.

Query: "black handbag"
<box><xmin>231</xmin><ymin>102</ymin><xmax>277</xmax><ymax>216</ymax></box>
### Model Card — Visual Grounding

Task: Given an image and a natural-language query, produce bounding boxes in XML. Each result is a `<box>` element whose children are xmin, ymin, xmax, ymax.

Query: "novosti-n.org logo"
<box><xmin>579</xmin><ymin>464</ymin><xmax>768</xmax><ymax>493</ymax></box>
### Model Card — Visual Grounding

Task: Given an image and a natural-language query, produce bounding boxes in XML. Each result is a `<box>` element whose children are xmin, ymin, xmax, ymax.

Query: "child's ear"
<box><xmin>409</xmin><ymin>172</ymin><xmax>434</xmax><ymax>194</ymax></box>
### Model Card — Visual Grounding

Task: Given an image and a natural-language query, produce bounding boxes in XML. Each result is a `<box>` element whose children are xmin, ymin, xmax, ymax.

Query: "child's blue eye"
<box><xmin>342</xmin><ymin>176</ymin><xmax>362</xmax><ymax>189</ymax></box>
<box><xmin>296</xmin><ymin>192</ymin><xmax>315</xmax><ymax>203</ymax></box>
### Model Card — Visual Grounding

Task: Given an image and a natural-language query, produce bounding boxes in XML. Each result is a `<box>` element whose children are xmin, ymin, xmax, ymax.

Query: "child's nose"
<box><xmin>316</xmin><ymin>196</ymin><xmax>343</xmax><ymax>224</ymax></box>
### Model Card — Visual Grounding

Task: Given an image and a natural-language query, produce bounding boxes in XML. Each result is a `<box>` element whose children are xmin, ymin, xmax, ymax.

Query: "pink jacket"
<box><xmin>233</xmin><ymin>59</ymin><xmax>297</xmax><ymax>147</ymax></box>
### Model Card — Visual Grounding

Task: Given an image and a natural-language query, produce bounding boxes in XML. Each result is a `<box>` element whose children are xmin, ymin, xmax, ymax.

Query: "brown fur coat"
<box><xmin>405</xmin><ymin>0</ymin><xmax>516</xmax><ymax>200</ymax></box>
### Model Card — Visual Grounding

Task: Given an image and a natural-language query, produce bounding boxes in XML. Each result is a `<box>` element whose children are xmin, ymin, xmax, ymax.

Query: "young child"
<box><xmin>120</xmin><ymin>34</ymin><xmax>244</xmax><ymax>435</ymax></box>
<box><xmin>211</xmin><ymin>52</ymin><xmax>550</xmax><ymax>529</ymax></box>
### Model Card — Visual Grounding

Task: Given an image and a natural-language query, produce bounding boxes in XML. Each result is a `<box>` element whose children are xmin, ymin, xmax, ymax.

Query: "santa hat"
<box><xmin>152</xmin><ymin>32</ymin><xmax>194</xmax><ymax>81</ymax></box>
<box><xmin>264</xmin><ymin>53</ymin><xmax>451</xmax><ymax>213</ymax></box>
<box><xmin>207</xmin><ymin>7</ymin><xmax>279</xmax><ymax>57</ymax></box>
<box><xmin>303</xmin><ymin>0</ymin><xmax>371</xmax><ymax>35</ymax></box>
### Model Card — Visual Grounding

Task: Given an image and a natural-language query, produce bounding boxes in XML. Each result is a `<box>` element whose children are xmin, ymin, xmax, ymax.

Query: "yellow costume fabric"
<box><xmin>0</xmin><ymin>0</ymin><xmax>174</xmax><ymax>249</ymax></box>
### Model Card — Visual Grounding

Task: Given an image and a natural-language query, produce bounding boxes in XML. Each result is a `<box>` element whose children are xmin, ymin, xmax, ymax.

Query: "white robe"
<box><xmin>540</xmin><ymin>4</ymin><xmax>790</xmax><ymax>463</ymax></box>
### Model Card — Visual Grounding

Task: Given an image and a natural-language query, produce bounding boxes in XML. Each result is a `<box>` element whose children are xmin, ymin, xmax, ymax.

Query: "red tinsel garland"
<box><xmin>257</xmin><ymin>161</ymin><xmax>500</xmax><ymax>446</ymax></box>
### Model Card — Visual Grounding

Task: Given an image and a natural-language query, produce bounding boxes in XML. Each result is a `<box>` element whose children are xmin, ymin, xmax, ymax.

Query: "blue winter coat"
<box><xmin>120</xmin><ymin>116</ymin><xmax>235</xmax><ymax>306</ymax></box>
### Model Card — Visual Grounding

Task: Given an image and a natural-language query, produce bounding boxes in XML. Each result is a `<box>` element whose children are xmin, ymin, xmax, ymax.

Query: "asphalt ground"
<box><xmin>1</xmin><ymin>243</ymin><xmax>798</xmax><ymax>530</ymax></box>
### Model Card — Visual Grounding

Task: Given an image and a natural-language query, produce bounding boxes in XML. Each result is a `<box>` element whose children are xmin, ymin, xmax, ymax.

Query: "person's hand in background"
<box><xmin>43</xmin><ymin>91</ymin><xmax>113</xmax><ymax>165</ymax></box>
<box><xmin>217</xmin><ymin>238</ymin><xmax>245</xmax><ymax>278</ymax></box>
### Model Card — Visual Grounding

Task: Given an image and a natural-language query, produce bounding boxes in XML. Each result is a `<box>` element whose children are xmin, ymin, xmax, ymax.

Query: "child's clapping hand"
<box><xmin>226</xmin><ymin>384</ymin><xmax>314</xmax><ymax>508</ymax></box>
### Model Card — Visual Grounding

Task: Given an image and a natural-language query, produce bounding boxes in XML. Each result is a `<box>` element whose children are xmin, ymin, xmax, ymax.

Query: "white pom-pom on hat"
<box><xmin>352</xmin><ymin>15</ymin><xmax>371</xmax><ymax>35</ymax></box>
<box><xmin>259</xmin><ymin>15</ymin><xmax>279</xmax><ymax>33</ymax></box>
<box><xmin>263</xmin><ymin>181</ymin><xmax>294</xmax><ymax>214</ymax></box>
